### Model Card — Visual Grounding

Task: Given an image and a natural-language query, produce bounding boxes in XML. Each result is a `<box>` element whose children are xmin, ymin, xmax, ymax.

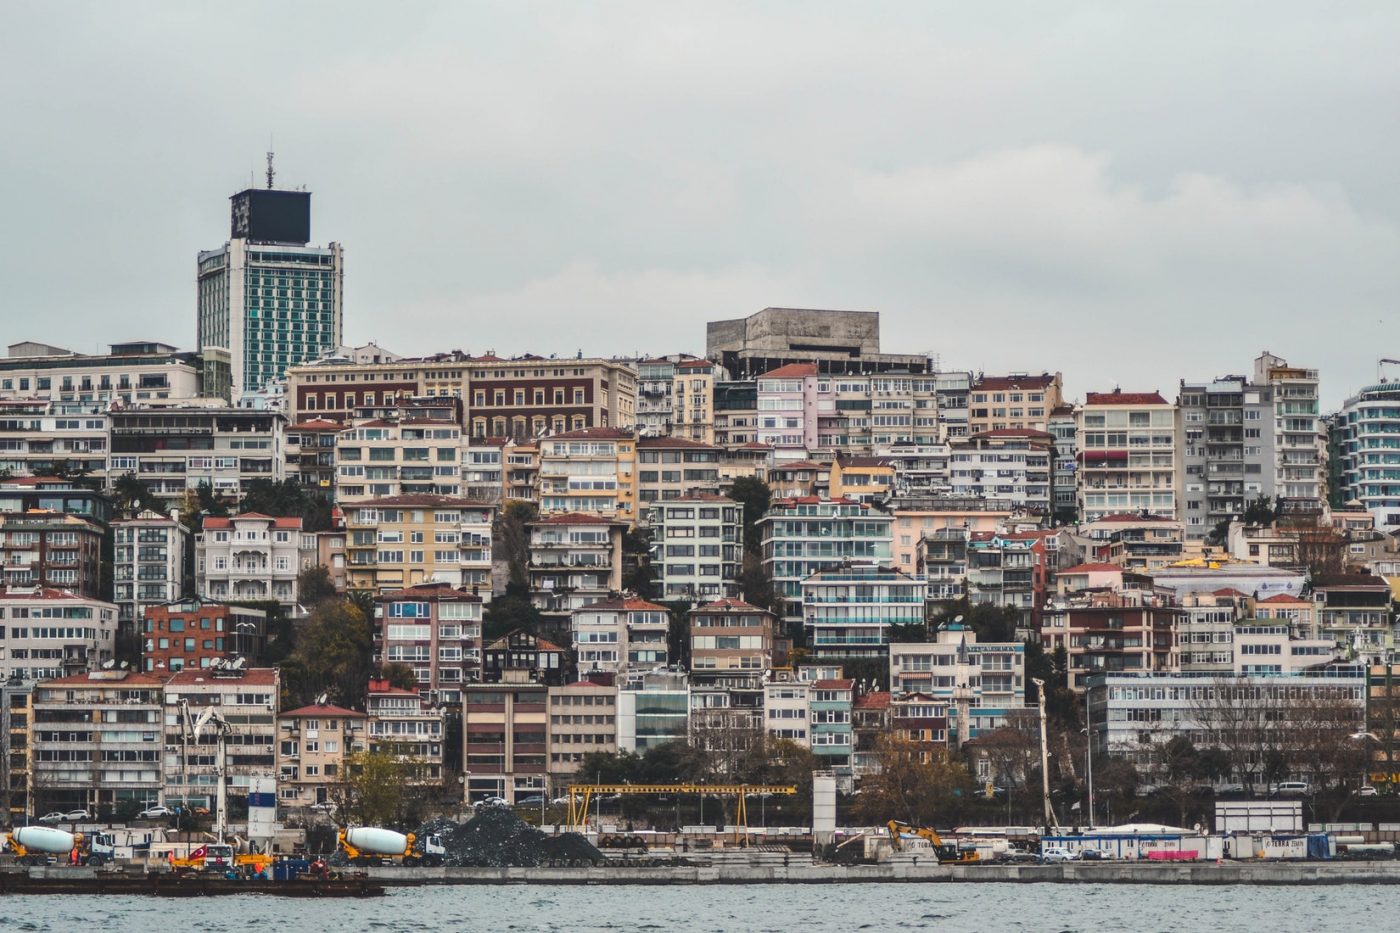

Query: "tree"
<box><xmin>1243</xmin><ymin>495</ymin><xmax>1278</xmax><ymax>526</ymax></box>
<box><xmin>340</xmin><ymin>748</ymin><xmax>420</xmax><ymax>827</ymax></box>
<box><xmin>661</xmin><ymin>601</ymin><xmax>693</xmax><ymax>670</ymax></box>
<box><xmin>483</xmin><ymin>578</ymin><xmax>546</xmax><ymax>642</ymax></box>
<box><xmin>576</xmin><ymin>750</ymin><xmax>644</xmax><ymax>785</ymax></box>
<box><xmin>376</xmin><ymin>662</ymin><xmax>419</xmax><ymax>692</ymax></box>
<box><xmin>856</xmin><ymin>735</ymin><xmax>972</xmax><ymax>827</ymax></box>
<box><xmin>282</xmin><ymin>600</ymin><xmax>375</xmax><ymax>711</ymax></box>
<box><xmin>241</xmin><ymin>478</ymin><xmax>333</xmax><ymax>530</ymax></box>
<box><xmin>298</xmin><ymin>565</ymin><xmax>339</xmax><ymax>607</ymax></box>
<box><xmin>112</xmin><ymin>472</ymin><xmax>157</xmax><ymax>517</ymax></box>
<box><xmin>728</xmin><ymin>476</ymin><xmax>771</xmax><ymax>555</ymax></box>
<box><xmin>495</xmin><ymin>500</ymin><xmax>538</xmax><ymax>587</ymax></box>
<box><xmin>738</xmin><ymin>552</ymin><xmax>775</xmax><ymax>612</ymax></box>
<box><xmin>195</xmin><ymin>481</ymin><xmax>230</xmax><ymax>518</ymax></box>
<box><xmin>622</xmin><ymin>527</ymin><xmax>657</xmax><ymax>601</ymax></box>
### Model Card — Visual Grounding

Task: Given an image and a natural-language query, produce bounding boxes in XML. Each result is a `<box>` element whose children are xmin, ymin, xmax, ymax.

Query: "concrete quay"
<box><xmin>367</xmin><ymin>858</ymin><xmax>1400</xmax><ymax>886</ymax></box>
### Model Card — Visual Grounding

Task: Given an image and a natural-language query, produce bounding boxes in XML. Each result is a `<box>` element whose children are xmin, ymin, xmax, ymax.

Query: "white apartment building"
<box><xmin>759</xmin><ymin>497</ymin><xmax>894</xmax><ymax>627</ymax></box>
<box><xmin>366</xmin><ymin>680</ymin><xmax>445</xmax><ymax>784</ymax></box>
<box><xmin>888</xmin><ymin>624</ymin><xmax>1027</xmax><ymax>745</ymax></box>
<box><xmin>0</xmin><ymin>400</ymin><xmax>110</xmax><ymax>479</ymax></box>
<box><xmin>570</xmin><ymin>597</ymin><xmax>670</xmax><ymax>675</ymax></box>
<box><xmin>0</xmin><ymin>341</ymin><xmax>202</xmax><ymax>407</ymax></box>
<box><xmin>112</xmin><ymin>511</ymin><xmax>189</xmax><ymax>645</ymax></box>
<box><xmin>335</xmin><ymin>417</ymin><xmax>464</xmax><ymax>503</ymax></box>
<box><xmin>764</xmin><ymin>675</ymin><xmax>812</xmax><ymax>745</ymax></box>
<box><xmin>0</xmin><ymin>587</ymin><xmax>118</xmax><ymax>682</ymax></box>
<box><xmin>801</xmin><ymin>564</ymin><xmax>922</xmax><ymax>659</ymax></box>
<box><xmin>948</xmin><ymin>429</ymin><xmax>1054</xmax><ymax>514</ymax></box>
<box><xmin>527</xmin><ymin>514</ymin><xmax>626</xmax><ymax>616</ymax></box>
<box><xmin>195</xmin><ymin>513</ymin><xmax>303</xmax><ymax>610</ymax></box>
<box><xmin>647</xmin><ymin>495</ymin><xmax>743</xmax><ymax>601</ymax></box>
<box><xmin>1076</xmin><ymin>390</ymin><xmax>1178</xmax><ymax>522</ymax></box>
<box><xmin>536</xmin><ymin>427</ymin><xmax>636</xmax><ymax>519</ymax></box>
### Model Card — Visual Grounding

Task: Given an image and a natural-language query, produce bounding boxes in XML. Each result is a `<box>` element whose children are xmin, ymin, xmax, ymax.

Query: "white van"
<box><xmin>1272</xmin><ymin>781</ymin><xmax>1311</xmax><ymax>796</ymax></box>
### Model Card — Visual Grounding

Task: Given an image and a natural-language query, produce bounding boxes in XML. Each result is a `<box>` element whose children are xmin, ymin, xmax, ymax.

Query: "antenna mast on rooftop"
<box><xmin>265</xmin><ymin>151</ymin><xmax>276</xmax><ymax>190</ymax></box>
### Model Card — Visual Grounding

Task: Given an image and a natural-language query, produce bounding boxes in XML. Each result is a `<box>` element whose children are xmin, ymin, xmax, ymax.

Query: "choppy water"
<box><xmin>4</xmin><ymin>882</ymin><xmax>1390</xmax><ymax>932</ymax></box>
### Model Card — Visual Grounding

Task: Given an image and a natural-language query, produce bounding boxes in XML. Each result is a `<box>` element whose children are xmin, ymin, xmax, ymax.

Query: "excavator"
<box><xmin>886</xmin><ymin>820</ymin><xmax>980</xmax><ymax>864</ymax></box>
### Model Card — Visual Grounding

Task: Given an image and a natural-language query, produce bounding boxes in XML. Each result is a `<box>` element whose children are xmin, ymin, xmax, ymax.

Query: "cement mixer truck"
<box><xmin>338</xmin><ymin>827</ymin><xmax>445</xmax><ymax>867</ymax></box>
<box><xmin>4</xmin><ymin>826</ymin><xmax>116</xmax><ymax>867</ymax></box>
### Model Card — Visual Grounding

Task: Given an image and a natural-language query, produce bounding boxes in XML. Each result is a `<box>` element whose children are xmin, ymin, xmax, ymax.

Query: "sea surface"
<box><xmin>5</xmin><ymin>882</ymin><xmax>1392</xmax><ymax>932</ymax></box>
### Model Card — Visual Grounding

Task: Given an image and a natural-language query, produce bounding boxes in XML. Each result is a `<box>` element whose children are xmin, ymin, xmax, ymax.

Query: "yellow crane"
<box><xmin>566</xmin><ymin>783</ymin><xmax>797</xmax><ymax>843</ymax></box>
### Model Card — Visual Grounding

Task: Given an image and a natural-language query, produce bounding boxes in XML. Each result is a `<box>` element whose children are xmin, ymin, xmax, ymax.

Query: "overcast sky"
<box><xmin>3</xmin><ymin>2</ymin><xmax>1397</xmax><ymax>407</ymax></box>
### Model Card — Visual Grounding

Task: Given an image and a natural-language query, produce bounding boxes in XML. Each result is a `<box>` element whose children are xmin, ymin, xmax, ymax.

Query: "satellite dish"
<box><xmin>315</xmin><ymin>692</ymin><xmax>329</xmax><ymax>706</ymax></box>
<box><xmin>119</xmin><ymin>661</ymin><xmax>129</xmax><ymax>670</ymax></box>
<box><xmin>102</xmin><ymin>660</ymin><xmax>115</xmax><ymax>670</ymax></box>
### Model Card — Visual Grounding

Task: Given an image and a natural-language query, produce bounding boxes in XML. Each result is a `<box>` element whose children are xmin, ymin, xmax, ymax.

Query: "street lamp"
<box><xmin>1080</xmin><ymin>726</ymin><xmax>1094</xmax><ymax>829</ymax></box>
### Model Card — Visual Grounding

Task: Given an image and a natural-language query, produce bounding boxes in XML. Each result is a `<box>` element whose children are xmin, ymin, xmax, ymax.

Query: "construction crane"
<box><xmin>565</xmin><ymin>783</ymin><xmax>797</xmax><ymax>842</ymax></box>
<box><xmin>177</xmin><ymin>700</ymin><xmax>235</xmax><ymax>842</ymax></box>
<box><xmin>1031</xmin><ymin>677</ymin><xmax>1060</xmax><ymax>833</ymax></box>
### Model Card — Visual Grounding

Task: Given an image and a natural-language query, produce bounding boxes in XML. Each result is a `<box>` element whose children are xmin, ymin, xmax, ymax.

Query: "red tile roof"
<box><xmin>377</xmin><ymin>582</ymin><xmax>483</xmax><ymax>602</ymax></box>
<box><xmin>1210</xmin><ymin>587</ymin><xmax>1250</xmax><ymax>598</ymax></box>
<box><xmin>676</xmin><ymin>360</ymin><xmax>714</xmax><ymax>370</ymax></box>
<box><xmin>1257</xmin><ymin>593</ymin><xmax>1310</xmax><ymax>604</ymax></box>
<box><xmin>201</xmin><ymin>513</ymin><xmax>304</xmax><ymax>530</ymax></box>
<box><xmin>854</xmin><ymin>691</ymin><xmax>892</xmax><ymax>710</ymax></box>
<box><xmin>836</xmin><ymin>456</ymin><xmax>893</xmax><ymax>469</ymax></box>
<box><xmin>1084</xmin><ymin>391</ymin><xmax>1169</xmax><ymax>406</ymax></box>
<box><xmin>757</xmin><ymin>363</ymin><xmax>818</xmax><ymax>380</ymax></box>
<box><xmin>578</xmin><ymin>596</ymin><xmax>670</xmax><ymax>612</ymax></box>
<box><xmin>40</xmin><ymin>670</ymin><xmax>171</xmax><ymax>687</ymax></box>
<box><xmin>0</xmin><ymin>586</ymin><xmax>103</xmax><ymax>602</ymax></box>
<box><xmin>968</xmin><ymin>428</ymin><xmax>1055</xmax><ymax>440</ymax></box>
<box><xmin>813</xmin><ymin>679</ymin><xmax>854</xmax><ymax>690</ymax></box>
<box><xmin>281</xmin><ymin>702</ymin><xmax>366</xmax><ymax>719</ymax></box>
<box><xmin>287</xmin><ymin>419</ymin><xmax>344</xmax><ymax>431</ymax></box>
<box><xmin>771</xmin><ymin>461</ymin><xmax>823</xmax><ymax>472</ymax></box>
<box><xmin>167</xmin><ymin>668</ymin><xmax>279</xmax><ymax>687</ymax></box>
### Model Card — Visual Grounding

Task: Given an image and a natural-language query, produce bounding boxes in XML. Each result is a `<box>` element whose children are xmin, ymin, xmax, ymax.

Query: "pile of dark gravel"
<box><xmin>421</xmin><ymin>808</ymin><xmax>603</xmax><ymax>867</ymax></box>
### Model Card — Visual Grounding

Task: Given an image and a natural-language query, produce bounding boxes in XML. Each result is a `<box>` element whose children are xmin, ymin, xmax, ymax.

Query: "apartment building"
<box><xmin>0</xmin><ymin>476</ymin><xmax>113</xmax><ymax>525</ymax></box>
<box><xmin>463</xmin><ymin>681</ymin><xmax>548</xmax><ymax>804</ymax></box>
<box><xmin>570</xmin><ymin>597</ymin><xmax>669</xmax><ymax>675</ymax></box>
<box><xmin>712</xmin><ymin>381</ymin><xmax>759</xmax><ymax>447</ymax></box>
<box><xmin>1335</xmin><ymin>376</ymin><xmax>1400</xmax><ymax>528</ymax></box>
<box><xmin>754</xmin><ymin>363</ymin><xmax>825</xmax><ymax>456</ymax></box>
<box><xmin>483</xmin><ymin>630</ymin><xmax>568</xmax><ymax>687</ymax></box>
<box><xmin>112</xmin><ymin>511</ymin><xmax>189</xmax><ymax>642</ymax></box>
<box><xmin>1085</xmin><ymin>669</ymin><xmax>1365</xmax><ymax>779</ymax></box>
<box><xmin>547</xmin><ymin>679</ymin><xmax>618</xmax><ymax>785</ymax></box>
<box><xmin>196</xmin><ymin>513</ymin><xmax>303</xmax><ymax>609</ymax></box>
<box><xmin>817</xmin><ymin>374</ymin><xmax>943</xmax><ymax>453</ymax></box>
<box><xmin>0</xmin><ymin>510</ymin><xmax>104</xmax><ymax>597</ymax></box>
<box><xmin>3</xmin><ymin>678</ymin><xmax>35</xmax><ymax>821</ymax></box>
<box><xmin>1074</xmin><ymin>513</ymin><xmax>1184</xmax><ymax>572</ymax></box>
<box><xmin>965</xmin><ymin>530</ymin><xmax>1053</xmax><ymax>629</ymax></box>
<box><xmin>462</xmin><ymin>436</ymin><xmax>508</xmax><ymax>503</ymax></box>
<box><xmin>527</xmin><ymin>513</ymin><xmax>626</xmax><ymax>616</ymax></box>
<box><xmin>376</xmin><ymin>582</ymin><xmax>484</xmax><ymax>702</ymax></box>
<box><xmin>1255</xmin><ymin>352</ymin><xmax>1324</xmax><ymax>507</ymax></box>
<box><xmin>801</xmin><ymin>564</ymin><xmax>922</xmax><ymax>659</ymax></box>
<box><xmin>887</xmin><ymin>497</ymin><xmax>1019</xmax><ymax>576</ymax></box>
<box><xmin>1311</xmin><ymin>573</ymin><xmax>1393</xmax><ymax>661</ymax></box>
<box><xmin>768</xmin><ymin>460</ymin><xmax>825</xmax><ymax>499</ymax></box>
<box><xmin>341</xmin><ymin>495</ymin><xmax>495</xmax><ymax>596</ymax></box>
<box><xmin>968</xmin><ymin>373</ymin><xmax>1062</xmax><ymax>434</ymax></box>
<box><xmin>1041</xmin><ymin>591</ymin><xmax>1180</xmax><ymax>692</ymax></box>
<box><xmin>616</xmin><ymin>669</ymin><xmax>690</xmax><ymax>752</ymax></box>
<box><xmin>107</xmin><ymin>406</ymin><xmax>284</xmax><ymax>510</ymax></box>
<box><xmin>366</xmin><ymin>679</ymin><xmax>445</xmax><ymax>785</ymax></box>
<box><xmin>283</xmin><ymin>419</ymin><xmax>340</xmax><ymax>493</ymax></box>
<box><xmin>1076</xmin><ymin>390</ymin><xmax>1178</xmax><ymax>522</ymax></box>
<box><xmin>672</xmin><ymin>359</ymin><xmax>718</xmax><ymax>444</ymax></box>
<box><xmin>918</xmin><ymin>529</ymin><xmax>968</xmax><ymax>605</ymax></box>
<box><xmin>648</xmin><ymin>495</ymin><xmax>743</xmax><ymax>601</ymax></box>
<box><xmin>276</xmin><ymin>700</ymin><xmax>367</xmax><ymax>808</ymax></box>
<box><xmin>163</xmin><ymin>666</ymin><xmax>279</xmax><ymax>808</ymax></box>
<box><xmin>537</xmin><ymin>427</ymin><xmax>636</xmax><ymax>519</ymax></box>
<box><xmin>31</xmin><ymin>669</ymin><xmax>167</xmax><ymax>816</ymax></box>
<box><xmin>141</xmin><ymin>598</ymin><xmax>266</xmax><ymax>673</ymax></box>
<box><xmin>880</xmin><ymin>442</ymin><xmax>951</xmax><ymax>499</ymax></box>
<box><xmin>759</xmin><ymin>497</ymin><xmax>894</xmax><ymax>627</ymax></box>
<box><xmin>0</xmin><ymin>340</ymin><xmax>202</xmax><ymax>407</ymax></box>
<box><xmin>889</xmin><ymin>624</ymin><xmax>1026</xmax><ymax>746</ymax></box>
<box><xmin>636</xmin><ymin>358</ymin><xmax>677</xmax><ymax>436</ymax></box>
<box><xmin>635</xmin><ymin>436</ymin><xmax>722</xmax><ymax>507</ymax></box>
<box><xmin>0</xmin><ymin>587</ymin><xmax>117</xmax><ymax>681</ymax></box>
<box><xmin>1049</xmin><ymin>405</ymin><xmax>1078</xmax><ymax>522</ymax></box>
<box><xmin>286</xmin><ymin>353</ymin><xmax>637</xmax><ymax>439</ymax></box>
<box><xmin>809</xmin><ymin>679</ymin><xmax>855</xmax><ymax>770</ymax></box>
<box><xmin>764</xmin><ymin>672</ymin><xmax>812</xmax><ymax>745</ymax></box>
<box><xmin>688</xmin><ymin>598</ymin><xmax>775</xmax><ymax>676</ymax></box>
<box><xmin>828</xmin><ymin>456</ymin><xmax>895</xmax><ymax>503</ymax></box>
<box><xmin>335</xmin><ymin>416</ymin><xmax>464</xmax><ymax>502</ymax></box>
<box><xmin>0</xmin><ymin>400</ymin><xmax>109</xmax><ymax>480</ymax></box>
<box><xmin>504</xmin><ymin>443</ymin><xmax>539</xmax><ymax>503</ymax></box>
<box><xmin>1232</xmin><ymin>622</ymin><xmax>1339</xmax><ymax>675</ymax></box>
<box><xmin>948</xmin><ymin>430</ymin><xmax>1054</xmax><ymax>514</ymax></box>
<box><xmin>1177</xmin><ymin>376</ymin><xmax>1274</xmax><ymax>538</ymax></box>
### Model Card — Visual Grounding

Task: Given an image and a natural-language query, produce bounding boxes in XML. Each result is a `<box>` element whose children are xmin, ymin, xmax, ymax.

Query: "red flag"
<box><xmin>188</xmin><ymin>846</ymin><xmax>207</xmax><ymax>860</ymax></box>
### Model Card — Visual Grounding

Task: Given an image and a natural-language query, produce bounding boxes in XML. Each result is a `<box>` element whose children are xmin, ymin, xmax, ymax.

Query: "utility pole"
<box><xmin>1032</xmin><ymin>677</ymin><xmax>1058</xmax><ymax>832</ymax></box>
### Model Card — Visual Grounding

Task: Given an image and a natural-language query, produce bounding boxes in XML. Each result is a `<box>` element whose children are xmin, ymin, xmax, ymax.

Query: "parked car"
<box><xmin>1040</xmin><ymin>846</ymin><xmax>1078</xmax><ymax>863</ymax></box>
<box><xmin>62</xmin><ymin>809</ymin><xmax>92</xmax><ymax>822</ymax></box>
<box><xmin>1271</xmin><ymin>782</ymin><xmax>1311</xmax><ymax>797</ymax></box>
<box><xmin>1079</xmin><ymin>848</ymin><xmax>1107</xmax><ymax>861</ymax></box>
<box><xmin>309</xmin><ymin>802</ymin><xmax>335</xmax><ymax>812</ymax></box>
<box><xmin>1359</xmin><ymin>785</ymin><xmax>1379</xmax><ymax>797</ymax></box>
<box><xmin>476</xmin><ymin>796</ymin><xmax>509</xmax><ymax>808</ymax></box>
<box><xmin>515</xmin><ymin>795</ymin><xmax>545</xmax><ymax>806</ymax></box>
<box><xmin>37</xmin><ymin>812</ymin><xmax>65</xmax><ymax>825</ymax></box>
<box><xmin>137</xmin><ymin>805</ymin><xmax>173</xmax><ymax>819</ymax></box>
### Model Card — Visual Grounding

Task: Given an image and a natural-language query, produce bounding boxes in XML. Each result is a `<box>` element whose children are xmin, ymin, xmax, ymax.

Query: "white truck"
<box><xmin>339</xmin><ymin>827</ymin><xmax>446</xmax><ymax>866</ymax></box>
<box><xmin>4</xmin><ymin>826</ymin><xmax>117</xmax><ymax>866</ymax></box>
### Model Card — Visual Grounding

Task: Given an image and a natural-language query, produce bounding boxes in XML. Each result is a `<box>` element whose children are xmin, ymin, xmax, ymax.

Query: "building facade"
<box><xmin>342</xmin><ymin>495</ymin><xmax>495</xmax><ymax>596</ymax></box>
<box><xmin>0</xmin><ymin>510</ymin><xmax>104</xmax><ymax>597</ymax></box>
<box><xmin>0</xmin><ymin>588</ymin><xmax>118</xmax><ymax>682</ymax></box>
<box><xmin>376</xmin><ymin>583</ymin><xmax>485</xmax><ymax>703</ymax></box>
<box><xmin>759</xmin><ymin>498</ymin><xmax>894</xmax><ymax>628</ymax></box>
<box><xmin>1076</xmin><ymin>390</ymin><xmax>1178</xmax><ymax>522</ymax></box>
<box><xmin>196</xmin><ymin>513</ymin><xmax>303</xmax><ymax>609</ymax></box>
<box><xmin>647</xmin><ymin>495</ymin><xmax>743</xmax><ymax>601</ymax></box>
<box><xmin>800</xmin><ymin>564</ymin><xmax>922</xmax><ymax>659</ymax></box>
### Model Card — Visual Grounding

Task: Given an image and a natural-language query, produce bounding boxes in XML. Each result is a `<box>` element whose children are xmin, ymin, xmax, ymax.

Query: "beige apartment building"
<box><xmin>537</xmin><ymin>427</ymin><xmax>636</xmax><ymax>520</ymax></box>
<box><xmin>547</xmin><ymin>679</ymin><xmax>619</xmax><ymax>785</ymax></box>
<box><xmin>341</xmin><ymin>495</ymin><xmax>495</xmax><ymax>596</ymax></box>
<box><xmin>671</xmin><ymin>359</ymin><xmax>718</xmax><ymax>444</ymax></box>
<box><xmin>335</xmin><ymin>416</ymin><xmax>465</xmax><ymax>503</ymax></box>
<box><xmin>967</xmin><ymin>373</ymin><xmax>1063</xmax><ymax>435</ymax></box>
<box><xmin>688</xmin><ymin>598</ymin><xmax>775</xmax><ymax>675</ymax></box>
<box><xmin>276</xmin><ymin>700</ymin><xmax>367</xmax><ymax>809</ymax></box>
